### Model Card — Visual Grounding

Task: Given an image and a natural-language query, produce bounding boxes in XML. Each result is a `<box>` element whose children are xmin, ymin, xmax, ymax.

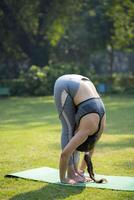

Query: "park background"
<box><xmin>0</xmin><ymin>0</ymin><xmax>134</xmax><ymax>95</ymax></box>
<box><xmin>0</xmin><ymin>0</ymin><xmax>134</xmax><ymax>200</ymax></box>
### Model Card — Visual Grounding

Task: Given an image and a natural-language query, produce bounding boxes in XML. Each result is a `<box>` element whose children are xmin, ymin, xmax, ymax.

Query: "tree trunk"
<box><xmin>107</xmin><ymin>44</ymin><xmax>114</xmax><ymax>92</ymax></box>
<box><xmin>109</xmin><ymin>46</ymin><xmax>114</xmax><ymax>75</ymax></box>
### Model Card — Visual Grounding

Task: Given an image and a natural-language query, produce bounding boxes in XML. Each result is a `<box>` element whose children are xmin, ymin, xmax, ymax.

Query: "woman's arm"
<box><xmin>60</xmin><ymin>113</ymin><xmax>99</xmax><ymax>183</ymax></box>
<box><xmin>59</xmin><ymin>129</ymin><xmax>88</xmax><ymax>183</ymax></box>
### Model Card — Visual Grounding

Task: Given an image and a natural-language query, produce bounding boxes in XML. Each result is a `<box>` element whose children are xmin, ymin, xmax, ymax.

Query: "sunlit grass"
<box><xmin>0</xmin><ymin>95</ymin><xmax>134</xmax><ymax>200</ymax></box>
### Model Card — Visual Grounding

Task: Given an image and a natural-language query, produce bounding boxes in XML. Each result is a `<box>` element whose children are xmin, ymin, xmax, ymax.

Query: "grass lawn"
<box><xmin>0</xmin><ymin>95</ymin><xmax>134</xmax><ymax>200</ymax></box>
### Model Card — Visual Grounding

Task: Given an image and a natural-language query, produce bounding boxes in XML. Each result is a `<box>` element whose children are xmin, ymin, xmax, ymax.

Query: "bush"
<box><xmin>88</xmin><ymin>73</ymin><xmax>134</xmax><ymax>94</ymax></box>
<box><xmin>0</xmin><ymin>65</ymin><xmax>133</xmax><ymax>96</ymax></box>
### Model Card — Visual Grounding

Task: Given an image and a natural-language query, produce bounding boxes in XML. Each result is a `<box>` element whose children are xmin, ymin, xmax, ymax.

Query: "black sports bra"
<box><xmin>75</xmin><ymin>98</ymin><xmax>105</xmax><ymax>152</ymax></box>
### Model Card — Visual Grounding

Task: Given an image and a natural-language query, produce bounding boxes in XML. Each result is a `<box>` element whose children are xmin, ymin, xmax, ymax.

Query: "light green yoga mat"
<box><xmin>6</xmin><ymin>167</ymin><xmax>134</xmax><ymax>191</ymax></box>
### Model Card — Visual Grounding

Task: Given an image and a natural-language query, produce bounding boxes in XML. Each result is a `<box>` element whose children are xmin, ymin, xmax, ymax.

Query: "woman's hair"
<box><xmin>84</xmin><ymin>153</ymin><xmax>107</xmax><ymax>183</ymax></box>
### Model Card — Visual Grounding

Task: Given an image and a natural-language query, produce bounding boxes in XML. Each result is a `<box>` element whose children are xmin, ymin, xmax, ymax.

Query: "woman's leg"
<box><xmin>59</xmin><ymin>93</ymin><xmax>84</xmax><ymax>181</ymax></box>
<box><xmin>59</xmin><ymin>92</ymin><xmax>78</xmax><ymax>164</ymax></box>
<box><xmin>54</xmin><ymin>87</ymin><xmax>84</xmax><ymax>181</ymax></box>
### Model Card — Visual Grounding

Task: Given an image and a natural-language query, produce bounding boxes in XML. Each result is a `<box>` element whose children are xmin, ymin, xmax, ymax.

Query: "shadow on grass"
<box><xmin>49</xmin><ymin>136</ymin><xmax>134</xmax><ymax>151</ymax></box>
<box><xmin>0</xmin><ymin>98</ymin><xmax>59</xmax><ymax>130</ymax></box>
<box><xmin>9</xmin><ymin>183</ymin><xmax>85</xmax><ymax>200</ymax></box>
<box><xmin>0</xmin><ymin>97</ymin><xmax>57</xmax><ymax>124</ymax></box>
<box><xmin>98</xmin><ymin>137</ymin><xmax>134</xmax><ymax>150</ymax></box>
<box><xmin>116</xmin><ymin>160</ymin><xmax>134</xmax><ymax>171</ymax></box>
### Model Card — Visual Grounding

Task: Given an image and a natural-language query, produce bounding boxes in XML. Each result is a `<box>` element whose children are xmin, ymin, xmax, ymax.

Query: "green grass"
<box><xmin>0</xmin><ymin>95</ymin><xmax>134</xmax><ymax>200</ymax></box>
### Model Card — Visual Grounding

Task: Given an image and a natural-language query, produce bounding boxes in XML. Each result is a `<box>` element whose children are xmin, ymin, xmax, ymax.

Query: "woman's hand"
<box><xmin>77</xmin><ymin>170</ymin><xmax>93</xmax><ymax>182</ymax></box>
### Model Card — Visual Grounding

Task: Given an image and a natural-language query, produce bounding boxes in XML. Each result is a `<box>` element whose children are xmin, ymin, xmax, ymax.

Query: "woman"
<box><xmin>54</xmin><ymin>74</ymin><xmax>106</xmax><ymax>184</ymax></box>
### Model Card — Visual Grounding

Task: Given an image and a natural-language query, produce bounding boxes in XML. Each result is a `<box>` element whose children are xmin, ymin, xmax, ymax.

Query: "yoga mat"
<box><xmin>6</xmin><ymin>167</ymin><xmax>134</xmax><ymax>191</ymax></box>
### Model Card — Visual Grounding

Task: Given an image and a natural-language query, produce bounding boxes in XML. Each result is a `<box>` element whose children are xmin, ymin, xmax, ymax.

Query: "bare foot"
<box><xmin>67</xmin><ymin>172</ymin><xmax>86</xmax><ymax>183</ymax></box>
<box><xmin>61</xmin><ymin>178</ymin><xmax>77</xmax><ymax>185</ymax></box>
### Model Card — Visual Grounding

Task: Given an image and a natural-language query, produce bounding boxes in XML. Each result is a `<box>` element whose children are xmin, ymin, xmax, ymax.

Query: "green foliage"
<box><xmin>0</xmin><ymin>0</ymin><xmax>83</xmax><ymax>66</ymax></box>
<box><xmin>47</xmin><ymin>19</ymin><xmax>65</xmax><ymax>46</ymax></box>
<box><xmin>0</xmin><ymin>64</ymin><xmax>134</xmax><ymax>96</ymax></box>
<box><xmin>7</xmin><ymin>64</ymin><xmax>81</xmax><ymax>96</ymax></box>
<box><xmin>91</xmin><ymin>73</ymin><xmax>134</xmax><ymax>94</ymax></box>
<box><xmin>20</xmin><ymin>65</ymin><xmax>47</xmax><ymax>95</ymax></box>
<box><xmin>107</xmin><ymin>0</ymin><xmax>134</xmax><ymax>50</ymax></box>
<box><xmin>119</xmin><ymin>73</ymin><xmax>134</xmax><ymax>94</ymax></box>
<box><xmin>0</xmin><ymin>0</ymin><xmax>134</xmax><ymax>80</ymax></box>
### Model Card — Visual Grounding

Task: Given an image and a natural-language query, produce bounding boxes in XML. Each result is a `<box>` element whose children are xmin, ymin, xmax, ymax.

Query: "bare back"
<box><xmin>74</xmin><ymin>80</ymin><xmax>100</xmax><ymax>105</ymax></box>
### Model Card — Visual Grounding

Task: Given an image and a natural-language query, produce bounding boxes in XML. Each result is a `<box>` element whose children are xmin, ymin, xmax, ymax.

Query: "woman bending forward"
<box><xmin>54</xmin><ymin>74</ymin><xmax>106</xmax><ymax>184</ymax></box>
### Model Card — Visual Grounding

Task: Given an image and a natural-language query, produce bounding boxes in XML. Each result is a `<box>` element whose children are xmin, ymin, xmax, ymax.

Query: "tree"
<box><xmin>52</xmin><ymin>0</ymin><xmax>113</xmax><ymax>73</ymax></box>
<box><xmin>0</xmin><ymin>0</ymin><xmax>134</xmax><ymax>78</ymax></box>
<box><xmin>0</xmin><ymin>0</ymin><xmax>82</xmax><ymax>67</ymax></box>
<box><xmin>108</xmin><ymin>0</ymin><xmax>134</xmax><ymax>50</ymax></box>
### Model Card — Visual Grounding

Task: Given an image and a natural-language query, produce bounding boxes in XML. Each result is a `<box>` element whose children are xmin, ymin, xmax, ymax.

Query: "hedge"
<box><xmin>0</xmin><ymin>65</ymin><xmax>133</xmax><ymax>96</ymax></box>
